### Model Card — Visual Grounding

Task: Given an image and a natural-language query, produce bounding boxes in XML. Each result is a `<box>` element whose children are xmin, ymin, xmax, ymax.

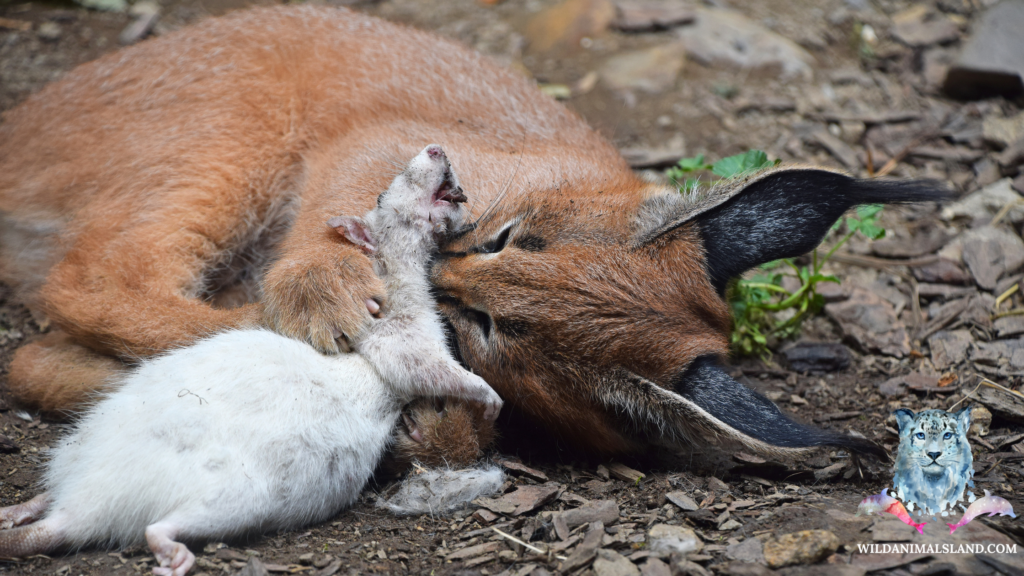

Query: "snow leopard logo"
<box><xmin>893</xmin><ymin>407</ymin><xmax>975</xmax><ymax>518</ymax></box>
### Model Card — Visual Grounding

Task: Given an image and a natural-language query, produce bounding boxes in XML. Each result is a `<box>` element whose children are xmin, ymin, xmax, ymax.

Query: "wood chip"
<box><xmin>477</xmin><ymin>482</ymin><xmax>562</xmax><ymax>517</ymax></box>
<box><xmin>496</xmin><ymin>459</ymin><xmax>549</xmax><ymax>482</ymax></box>
<box><xmin>665</xmin><ymin>492</ymin><xmax>698</xmax><ymax>511</ymax></box>
<box><xmin>607</xmin><ymin>462</ymin><xmax>645</xmax><ymax>483</ymax></box>
<box><xmin>558</xmin><ymin>521</ymin><xmax>604</xmax><ymax>572</ymax></box>
<box><xmin>0</xmin><ymin>17</ymin><xmax>31</xmax><ymax>31</ymax></box>
<box><xmin>446</xmin><ymin>542</ymin><xmax>501</xmax><ymax>561</ymax></box>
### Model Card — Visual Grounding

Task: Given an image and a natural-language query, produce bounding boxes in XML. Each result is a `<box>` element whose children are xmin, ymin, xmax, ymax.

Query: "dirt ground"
<box><xmin>1</xmin><ymin>0</ymin><xmax>1023</xmax><ymax>574</ymax></box>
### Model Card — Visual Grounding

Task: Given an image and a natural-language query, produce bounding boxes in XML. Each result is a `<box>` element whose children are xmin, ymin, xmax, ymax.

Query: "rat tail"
<box><xmin>0</xmin><ymin>518</ymin><xmax>63</xmax><ymax>558</ymax></box>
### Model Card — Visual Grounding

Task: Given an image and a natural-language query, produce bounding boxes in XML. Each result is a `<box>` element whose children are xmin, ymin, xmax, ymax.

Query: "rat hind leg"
<box><xmin>145</xmin><ymin>521</ymin><xmax>194</xmax><ymax>576</ymax></box>
<box><xmin>0</xmin><ymin>515</ymin><xmax>64</xmax><ymax>558</ymax></box>
<box><xmin>0</xmin><ymin>492</ymin><xmax>50</xmax><ymax>529</ymax></box>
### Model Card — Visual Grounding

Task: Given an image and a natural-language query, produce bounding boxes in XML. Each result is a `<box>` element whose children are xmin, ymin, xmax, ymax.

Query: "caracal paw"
<box><xmin>263</xmin><ymin>255</ymin><xmax>385</xmax><ymax>354</ymax></box>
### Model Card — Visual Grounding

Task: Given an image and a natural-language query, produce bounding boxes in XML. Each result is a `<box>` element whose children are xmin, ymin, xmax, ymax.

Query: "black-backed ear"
<box><xmin>594</xmin><ymin>356</ymin><xmax>886</xmax><ymax>459</ymax></box>
<box><xmin>894</xmin><ymin>408</ymin><xmax>916</xmax><ymax>433</ymax></box>
<box><xmin>635</xmin><ymin>168</ymin><xmax>951</xmax><ymax>295</ymax></box>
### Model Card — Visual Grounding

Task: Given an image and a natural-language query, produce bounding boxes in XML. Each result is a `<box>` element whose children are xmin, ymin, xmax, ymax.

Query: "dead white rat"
<box><xmin>0</xmin><ymin>144</ymin><xmax>501</xmax><ymax>575</ymax></box>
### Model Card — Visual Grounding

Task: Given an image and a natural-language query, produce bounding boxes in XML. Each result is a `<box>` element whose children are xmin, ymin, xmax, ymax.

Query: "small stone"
<box><xmin>675</xmin><ymin>7</ymin><xmax>814</xmax><ymax>80</ymax></box>
<box><xmin>762</xmin><ymin>530</ymin><xmax>839</xmax><ymax>569</ymax></box>
<box><xmin>809</xmin><ymin>130</ymin><xmax>858</xmax><ymax>169</ymax></box>
<box><xmin>720</xmin><ymin>563</ymin><xmax>775</xmax><ymax>576</ymax></box>
<box><xmin>891</xmin><ymin>6</ymin><xmax>959</xmax><ymax>47</ymax></box>
<box><xmin>36</xmin><ymin>21</ymin><xmax>61</xmax><ymax>41</ymax></box>
<box><xmin>983</xmin><ymin>112</ymin><xmax>1024</xmax><ymax>149</ymax></box>
<box><xmin>878</xmin><ymin>376</ymin><xmax>907</xmax><ymax>398</ymax></box>
<box><xmin>707</xmin><ymin>477</ymin><xmax>730</xmax><ymax>492</ymax></box>
<box><xmin>296</xmin><ymin>553</ymin><xmax>314</xmax><ymax>565</ymax></box>
<box><xmin>238</xmin><ymin>557</ymin><xmax>269</xmax><ymax>576</ymax></box>
<box><xmin>601</xmin><ymin>42</ymin><xmax>686</xmax><ymax>93</ymax></box>
<box><xmin>719</xmin><ymin>519</ymin><xmax>742</xmax><ymax>531</ymax></box>
<box><xmin>640</xmin><ymin>558</ymin><xmax>672</xmax><ymax>576</ymax></box>
<box><xmin>996</xmin><ymin>315</ymin><xmax>1024</xmax><ymax>338</ymax></box>
<box><xmin>913</xmin><ymin>259</ymin><xmax>972</xmax><ymax>285</ymax></box>
<box><xmin>525</xmin><ymin>0</ymin><xmax>616</xmax><ymax>53</ymax></box>
<box><xmin>872</xmin><ymin>227</ymin><xmax>951</xmax><ymax>258</ymax></box>
<box><xmin>0</xmin><ymin>434</ymin><xmax>19</xmax><ymax>454</ymax></box>
<box><xmin>782</xmin><ymin>342</ymin><xmax>851</xmax><ymax>373</ymax></box>
<box><xmin>647</xmin><ymin>524</ymin><xmax>702</xmax><ymax>557</ymax></box>
<box><xmin>943</xmin><ymin>0</ymin><xmax>1024</xmax><ymax>99</ymax></box>
<box><xmin>928</xmin><ymin>329</ymin><xmax>973</xmax><ymax>370</ymax></box>
<box><xmin>612</xmin><ymin>0</ymin><xmax>695</xmax><ymax>31</ymax></box>
<box><xmin>725</xmin><ymin>537</ymin><xmax>764</xmax><ymax>563</ymax></box>
<box><xmin>593</xmin><ymin>549</ymin><xmax>640</xmax><ymax>576</ymax></box>
<box><xmin>961</xmin><ymin>226</ymin><xmax>1024</xmax><ymax>290</ymax></box>
<box><xmin>871</xmin><ymin>519</ymin><xmax>915</xmax><ymax>542</ymax></box>
<box><xmin>597</xmin><ymin>464</ymin><xmax>611</xmax><ymax>480</ymax></box>
<box><xmin>825</xmin><ymin>288</ymin><xmax>911</xmax><ymax>358</ymax></box>
<box><xmin>969</xmin><ymin>405</ymin><xmax>992</xmax><ymax>436</ymax></box>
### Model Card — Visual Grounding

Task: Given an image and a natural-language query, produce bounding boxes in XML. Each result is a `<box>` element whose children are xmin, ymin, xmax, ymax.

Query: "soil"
<box><xmin>1</xmin><ymin>0</ymin><xmax>1023</xmax><ymax>575</ymax></box>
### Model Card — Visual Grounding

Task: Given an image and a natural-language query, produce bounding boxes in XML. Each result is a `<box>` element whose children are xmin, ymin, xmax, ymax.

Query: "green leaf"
<box><xmin>712</xmin><ymin>150</ymin><xmax>771</xmax><ymax>178</ymax></box>
<box><xmin>856</xmin><ymin>204</ymin><xmax>884</xmax><ymax>220</ymax></box>
<box><xmin>676</xmin><ymin>155</ymin><xmax>710</xmax><ymax>172</ymax></box>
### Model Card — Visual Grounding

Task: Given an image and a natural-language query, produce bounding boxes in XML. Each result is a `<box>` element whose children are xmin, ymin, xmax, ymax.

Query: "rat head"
<box><xmin>382</xmin><ymin>396</ymin><xmax>495</xmax><ymax>474</ymax></box>
<box><xmin>329</xmin><ymin>144</ymin><xmax>467</xmax><ymax>255</ymax></box>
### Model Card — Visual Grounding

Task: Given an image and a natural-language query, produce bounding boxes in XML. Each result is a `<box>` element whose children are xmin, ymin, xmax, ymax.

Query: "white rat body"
<box><xmin>0</xmin><ymin>145</ymin><xmax>501</xmax><ymax>575</ymax></box>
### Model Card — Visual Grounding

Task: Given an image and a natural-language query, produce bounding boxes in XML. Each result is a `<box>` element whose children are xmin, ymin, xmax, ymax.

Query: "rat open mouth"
<box><xmin>433</xmin><ymin>169</ymin><xmax>467</xmax><ymax>204</ymax></box>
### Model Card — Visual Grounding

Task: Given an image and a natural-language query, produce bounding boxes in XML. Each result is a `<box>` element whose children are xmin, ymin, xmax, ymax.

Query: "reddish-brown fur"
<box><xmin>1</xmin><ymin>6</ymin><xmax>728</xmax><ymax>454</ymax></box>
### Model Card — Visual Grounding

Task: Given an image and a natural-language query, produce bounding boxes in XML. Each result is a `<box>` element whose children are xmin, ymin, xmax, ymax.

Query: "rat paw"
<box><xmin>262</xmin><ymin>254</ymin><xmax>385</xmax><ymax>354</ymax></box>
<box><xmin>458</xmin><ymin>373</ymin><xmax>503</xmax><ymax>421</ymax></box>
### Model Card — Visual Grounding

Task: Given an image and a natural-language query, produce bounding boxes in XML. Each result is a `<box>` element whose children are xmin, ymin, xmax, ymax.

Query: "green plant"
<box><xmin>667</xmin><ymin>151</ymin><xmax>886</xmax><ymax>359</ymax></box>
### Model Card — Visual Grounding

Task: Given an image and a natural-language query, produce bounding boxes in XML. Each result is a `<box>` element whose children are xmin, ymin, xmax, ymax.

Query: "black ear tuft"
<box><xmin>697</xmin><ymin>170</ymin><xmax>951</xmax><ymax>295</ymax></box>
<box><xmin>671</xmin><ymin>356</ymin><xmax>886</xmax><ymax>457</ymax></box>
<box><xmin>593</xmin><ymin>357</ymin><xmax>886</xmax><ymax>459</ymax></box>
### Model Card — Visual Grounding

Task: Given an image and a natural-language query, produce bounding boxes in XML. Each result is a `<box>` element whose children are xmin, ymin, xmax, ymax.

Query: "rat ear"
<box><xmin>894</xmin><ymin>408</ymin><xmax>916</xmax><ymax>433</ymax></box>
<box><xmin>327</xmin><ymin>216</ymin><xmax>376</xmax><ymax>254</ymax></box>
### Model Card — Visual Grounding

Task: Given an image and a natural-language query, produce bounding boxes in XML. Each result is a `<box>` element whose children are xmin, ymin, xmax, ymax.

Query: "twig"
<box><xmin>991</xmin><ymin>197</ymin><xmax>1023</xmax><ymax>227</ymax></box>
<box><xmin>491</xmin><ymin>527</ymin><xmax>567</xmax><ymax>561</ymax></box>
<box><xmin>995</xmin><ymin>284</ymin><xmax>1019</xmax><ymax>310</ymax></box>
<box><xmin>874</xmin><ymin>130</ymin><xmax>941</xmax><ymax>178</ymax></box>
<box><xmin>994</xmin><ymin>308</ymin><xmax>1024</xmax><ymax>320</ymax></box>
<box><xmin>828</xmin><ymin>253</ymin><xmax>939</xmax><ymax>269</ymax></box>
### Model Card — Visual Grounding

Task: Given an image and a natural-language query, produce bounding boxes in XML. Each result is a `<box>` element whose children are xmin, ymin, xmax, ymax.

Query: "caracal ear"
<box><xmin>327</xmin><ymin>216</ymin><xmax>376</xmax><ymax>254</ymax></box>
<box><xmin>594</xmin><ymin>358</ymin><xmax>886</xmax><ymax>459</ymax></box>
<box><xmin>634</xmin><ymin>166</ymin><xmax>952</xmax><ymax>295</ymax></box>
